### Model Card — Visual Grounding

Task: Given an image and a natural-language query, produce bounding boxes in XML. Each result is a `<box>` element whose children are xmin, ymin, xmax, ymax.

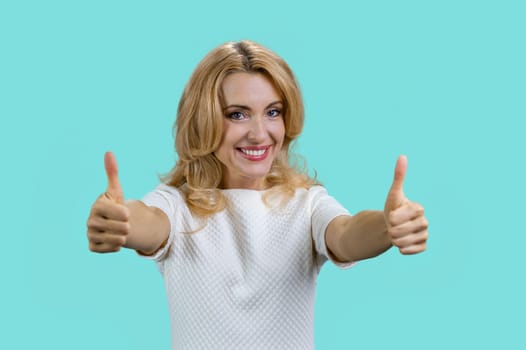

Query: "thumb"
<box><xmin>104</xmin><ymin>151</ymin><xmax>124</xmax><ymax>204</ymax></box>
<box><xmin>386</xmin><ymin>155</ymin><xmax>408</xmax><ymax>209</ymax></box>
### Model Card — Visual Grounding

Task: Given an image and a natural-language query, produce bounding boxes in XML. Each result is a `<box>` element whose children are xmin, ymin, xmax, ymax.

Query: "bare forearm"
<box><xmin>124</xmin><ymin>200</ymin><xmax>170</xmax><ymax>255</ymax></box>
<box><xmin>326</xmin><ymin>211</ymin><xmax>392</xmax><ymax>262</ymax></box>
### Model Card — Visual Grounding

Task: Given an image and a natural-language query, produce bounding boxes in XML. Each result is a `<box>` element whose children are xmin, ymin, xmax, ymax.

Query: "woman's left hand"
<box><xmin>384</xmin><ymin>155</ymin><xmax>429</xmax><ymax>255</ymax></box>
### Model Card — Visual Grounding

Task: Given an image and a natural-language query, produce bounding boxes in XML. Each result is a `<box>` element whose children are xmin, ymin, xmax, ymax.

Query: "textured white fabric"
<box><xmin>141</xmin><ymin>185</ymin><xmax>354</xmax><ymax>349</ymax></box>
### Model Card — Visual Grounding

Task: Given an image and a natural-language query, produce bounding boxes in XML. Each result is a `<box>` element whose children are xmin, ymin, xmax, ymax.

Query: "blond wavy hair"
<box><xmin>164</xmin><ymin>40</ymin><xmax>317</xmax><ymax>217</ymax></box>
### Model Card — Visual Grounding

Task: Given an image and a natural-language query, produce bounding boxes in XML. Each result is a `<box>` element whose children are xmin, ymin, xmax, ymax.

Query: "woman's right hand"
<box><xmin>87</xmin><ymin>152</ymin><xmax>130</xmax><ymax>253</ymax></box>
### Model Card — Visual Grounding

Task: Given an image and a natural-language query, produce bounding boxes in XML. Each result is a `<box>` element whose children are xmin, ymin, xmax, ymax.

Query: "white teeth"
<box><xmin>240</xmin><ymin>148</ymin><xmax>266</xmax><ymax>156</ymax></box>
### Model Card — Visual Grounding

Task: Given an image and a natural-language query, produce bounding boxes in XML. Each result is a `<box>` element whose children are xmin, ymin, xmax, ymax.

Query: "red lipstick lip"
<box><xmin>237</xmin><ymin>145</ymin><xmax>271</xmax><ymax>161</ymax></box>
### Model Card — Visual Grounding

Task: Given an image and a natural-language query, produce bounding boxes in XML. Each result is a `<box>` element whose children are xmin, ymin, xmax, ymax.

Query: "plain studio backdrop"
<box><xmin>1</xmin><ymin>0</ymin><xmax>524</xmax><ymax>349</ymax></box>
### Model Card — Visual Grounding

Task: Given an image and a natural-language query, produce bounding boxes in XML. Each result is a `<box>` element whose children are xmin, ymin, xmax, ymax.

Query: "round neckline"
<box><xmin>220</xmin><ymin>187</ymin><xmax>269</xmax><ymax>193</ymax></box>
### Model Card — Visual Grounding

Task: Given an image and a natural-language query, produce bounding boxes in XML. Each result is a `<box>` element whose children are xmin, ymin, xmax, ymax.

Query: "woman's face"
<box><xmin>215</xmin><ymin>72</ymin><xmax>285</xmax><ymax>190</ymax></box>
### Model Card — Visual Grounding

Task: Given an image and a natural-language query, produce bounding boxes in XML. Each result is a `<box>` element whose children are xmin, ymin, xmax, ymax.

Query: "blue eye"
<box><xmin>267</xmin><ymin>109</ymin><xmax>281</xmax><ymax>118</ymax></box>
<box><xmin>227</xmin><ymin>111</ymin><xmax>246</xmax><ymax>120</ymax></box>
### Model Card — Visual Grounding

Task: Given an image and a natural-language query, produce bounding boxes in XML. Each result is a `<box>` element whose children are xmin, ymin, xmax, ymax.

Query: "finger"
<box><xmin>399</xmin><ymin>242</ymin><xmax>427</xmax><ymax>255</ymax></box>
<box><xmin>387</xmin><ymin>202</ymin><xmax>425</xmax><ymax>227</ymax></box>
<box><xmin>391</xmin><ymin>230</ymin><xmax>428</xmax><ymax>248</ymax></box>
<box><xmin>88</xmin><ymin>231</ymin><xmax>127</xmax><ymax>246</ymax></box>
<box><xmin>104</xmin><ymin>151</ymin><xmax>124</xmax><ymax>204</ymax></box>
<box><xmin>87</xmin><ymin>217</ymin><xmax>130</xmax><ymax>235</ymax></box>
<box><xmin>388</xmin><ymin>202</ymin><xmax>425</xmax><ymax>228</ymax></box>
<box><xmin>91</xmin><ymin>199</ymin><xmax>130</xmax><ymax>221</ymax></box>
<box><xmin>390</xmin><ymin>155</ymin><xmax>407</xmax><ymax>193</ymax></box>
<box><xmin>389</xmin><ymin>216</ymin><xmax>428</xmax><ymax>239</ymax></box>
<box><xmin>89</xmin><ymin>240</ymin><xmax>124</xmax><ymax>253</ymax></box>
<box><xmin>386</xmin><ymin>155</ymin><xmax>407</xmax><ymax>208</ymax></box>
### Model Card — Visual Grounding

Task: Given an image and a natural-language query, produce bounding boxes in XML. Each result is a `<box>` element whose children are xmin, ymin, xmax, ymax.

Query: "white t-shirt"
<box><xmin>142</xmin><ymin>184</ymin><xmax>354</xmax><ymax>350</ymax></box>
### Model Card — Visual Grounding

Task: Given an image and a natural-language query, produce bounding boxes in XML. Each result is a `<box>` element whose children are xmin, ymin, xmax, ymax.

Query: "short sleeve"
<box><xmin>139</xmin><ymin>184</ymin><xmax>181</xmax><ymax>262</ymax></box>
<box><xmin>309</xmin><ymin>186</ymin><xmax>356</xmax><ymax>269</ymax></box>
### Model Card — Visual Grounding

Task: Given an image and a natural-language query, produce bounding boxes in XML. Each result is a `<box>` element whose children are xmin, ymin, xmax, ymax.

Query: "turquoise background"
<box><xmin>2</xmin><ymin>0</ymin><xmax>525</xmax><ymax>348</ymax></box>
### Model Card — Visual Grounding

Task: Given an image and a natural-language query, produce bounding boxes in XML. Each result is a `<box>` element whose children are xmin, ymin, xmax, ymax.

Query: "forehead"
<box><xmin>221</xmin><ymin>72</ymin><xmax>281</xmax><ymax>106</ymax></box>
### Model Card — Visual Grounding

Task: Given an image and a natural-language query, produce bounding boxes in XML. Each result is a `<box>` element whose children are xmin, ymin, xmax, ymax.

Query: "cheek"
<box><xmin>271</xmin><ymin>121</ymin><xmax>286</xmax><ymax>144</ymax></box>
<box><xmin>219</xmin><ymin>125</ymin><xmax>237</xmax><ymax>149</ymax></box>
<box><xmin>216</xmin><ymin>125</ymin><xmax>245</xmax><ymax>161</ymax></box>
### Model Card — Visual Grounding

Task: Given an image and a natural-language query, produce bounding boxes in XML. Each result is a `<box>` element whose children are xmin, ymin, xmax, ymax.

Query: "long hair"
<box><xmin>164</xmin><ymin>40</ymin><xmax>316</xmax><ymax>216</ymax></box>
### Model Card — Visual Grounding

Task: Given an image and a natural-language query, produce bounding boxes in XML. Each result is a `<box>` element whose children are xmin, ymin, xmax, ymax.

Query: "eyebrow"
<box><xmin>222</xmin><ymin>101</ymin><xmax>283</xmax><ymax>111</ymax></box>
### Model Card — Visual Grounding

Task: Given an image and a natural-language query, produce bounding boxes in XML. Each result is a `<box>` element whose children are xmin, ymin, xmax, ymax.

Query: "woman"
<box><xmin>87</xmin><ymin>40</ymin><xmax>428</xmax><ymax>349</ymax></box>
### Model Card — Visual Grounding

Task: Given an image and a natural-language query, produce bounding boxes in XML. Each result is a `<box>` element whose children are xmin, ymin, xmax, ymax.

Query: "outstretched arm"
<box><xmin>86</xmin><ymin>152</ymin><xmax>170</xmax><ymax>255</ymax></box>
<box><xmin>325</xmin><ymin>155</ymin><xmax>428</xmax><ymax>262</ymax></box>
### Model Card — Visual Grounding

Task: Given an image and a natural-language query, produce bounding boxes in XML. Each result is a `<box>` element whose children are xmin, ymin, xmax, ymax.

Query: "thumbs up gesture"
<box><xmin>384</xmin><ymin>155</ymin><xmax>428</xmax><ymax>255</ymax></box>
<box><xmin>87</xmin><ymin>152</ymin><xmax>130</xmax><ymax>253</ymax></box>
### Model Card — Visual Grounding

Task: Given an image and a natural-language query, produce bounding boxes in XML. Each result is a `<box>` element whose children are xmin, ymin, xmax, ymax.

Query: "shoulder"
<box><xmin>307</xmin><ymin>185</ymin><xmax>328</xmax><ymax>196</ymax></box>
<box><xmin>307</xmin><ymin>185</ymin><xmax>349</xmax><ymax>215</ymax></box>
<box><xmin>306</xmin><ymin>185</ymin><xmax>332</xmax><ymax>203</ymax></box>
<box><xmin>141</xmin><ymin>183</ymin><xmax>188</xmax><ymax>212</ymax></box>
<box><xmin>147</xmin><ymin>183</ymin><xmax>185</xmax><ymax>199</ymax></box>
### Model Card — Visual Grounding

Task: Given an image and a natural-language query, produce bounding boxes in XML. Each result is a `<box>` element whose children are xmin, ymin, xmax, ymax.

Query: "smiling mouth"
<box><xmin>237</xmin><ymin>146</ymin><xmax>271</xmax><ymax>160</ymax></box>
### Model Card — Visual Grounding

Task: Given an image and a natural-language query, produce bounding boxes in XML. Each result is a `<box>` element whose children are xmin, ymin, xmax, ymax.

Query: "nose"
<box><xmin>247</xmin><ymin>116</ymin><xmax>267</xmax><ymax>142</ymax></box>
